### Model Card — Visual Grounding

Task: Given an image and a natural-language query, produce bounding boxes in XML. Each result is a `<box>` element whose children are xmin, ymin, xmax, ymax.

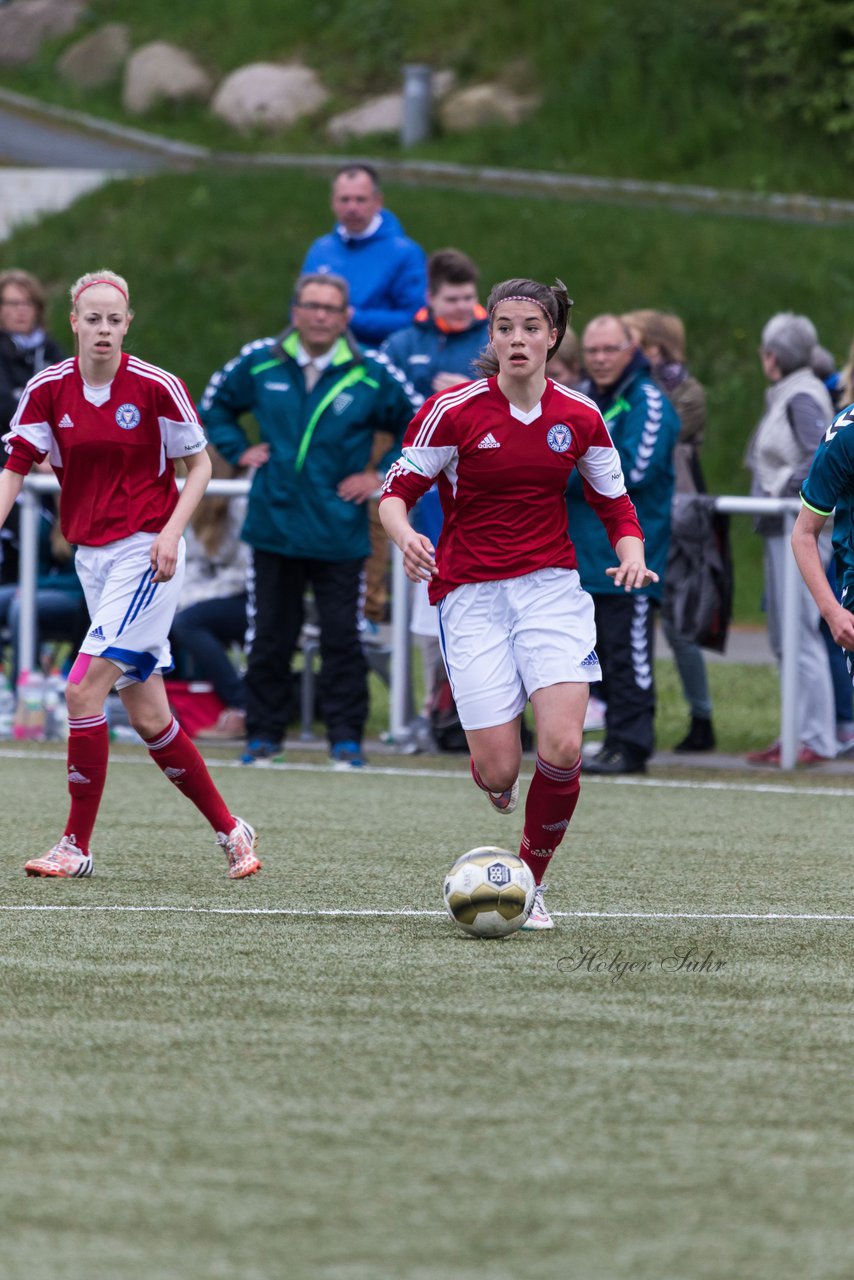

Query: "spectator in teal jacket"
<box><xmin>201</xmin><ymin>272</ymin><xmax>418</xmax><ymax>768</ymax></box>
<box><xmin>566</xmin><ymin>314</ymin><xmax>679</xmax><ymax>775</ymax></box>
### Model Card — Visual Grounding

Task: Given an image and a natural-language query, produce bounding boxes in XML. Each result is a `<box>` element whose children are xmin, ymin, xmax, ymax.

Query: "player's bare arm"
<box><xmin>150</xmin><ymin>448</ymin><xmax>213</xmax><ymax>582</ymax></box>
<box><xmin>378</xmin><ymin>495</ymin><xmax>437</xmax><ymax>583</ymax></box>
<box><xmin>0</xmin><ymin>466</ymin><xmax>26</xmax><ymax>529</ymax></box>
<box><xmin>792</xmin><ymin>506</ymin><xmax>854</xmax><ymax>648</ymax></box>
<box><xmin>606</xmin><ymin>535</ymin><xmax>659</xmax><ymax>591</ymax></box>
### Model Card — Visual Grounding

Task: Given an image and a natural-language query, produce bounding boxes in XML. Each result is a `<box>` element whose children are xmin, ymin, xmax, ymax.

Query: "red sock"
<box><xmin>145</xmin><ymin>717</ymin><xmax>234</xmax><ymax>835</ymax></box>
<box><xmin>519</xmin><ymin>754</ymin><xmax>581</xmax><ymax>884</ymax></box>
<box><xmin>65</xmin><ymin>714</ymin><xmax>110</xmax><ymax>853</ymax></box>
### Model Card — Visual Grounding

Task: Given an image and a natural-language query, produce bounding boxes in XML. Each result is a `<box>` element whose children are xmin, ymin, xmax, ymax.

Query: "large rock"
<box><xmin>439</xmin><ymin>82</ymin><xmax>541</xmax><ymax>132</ymax></box>
<box><xmin>122</xmin><ymin>41</ymin><xmax>213</xmax><ymax>115</ymax></box>
<box><xmin>211</xmin><ymin>62</ymin><xmax>328</xmax><ymax>132</ymax></box>
<box><xmin>57</xmin><ymin>23</ymin><xmax>130</xmax><ymax>90</ymax></box>
<box><xmin>0</xmin><ymin>0</ymin><xmax>85</xmax><ymax>67</ymax></box>
<box><xmin>325</xmin><ymin>70</ymin><xmax>456</xmax><ymax>142</ymax></box>
<box><xmin>326</xmin><ymin>93</ymin><xmax>401</xmax><ymax>142</ymax></box>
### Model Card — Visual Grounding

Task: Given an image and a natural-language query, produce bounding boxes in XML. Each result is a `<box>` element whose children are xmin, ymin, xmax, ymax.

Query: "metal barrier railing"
<box><xmin>10</xmin><ymin>476</ymin><xmax>805</xmax><ymax>767</ymax></box>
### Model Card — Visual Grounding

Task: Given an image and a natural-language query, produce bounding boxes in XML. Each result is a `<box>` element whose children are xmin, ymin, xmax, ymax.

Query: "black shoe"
<box><xmin>584</xmin><ymin>747</ymin><xmax>647</xmax><ymax>776</ymax></box>
<box><xmin>673</xmin><ymin>716</ymin><xmax>716</xmax><ymax>753</ymax></box>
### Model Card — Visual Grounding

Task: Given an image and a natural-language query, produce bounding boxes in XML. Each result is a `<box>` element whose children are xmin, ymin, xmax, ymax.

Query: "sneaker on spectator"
<box><xmin>197</xmin><ymin>708</ymin><xmax>247</xmax><ymax>741</ymax></box>
<box><xmin>521</xmin><ymin>883</ymin><xmax>553</xmax><ymax>930</ymax></box>
<box><xmin>330</xmin><ymin>740</ymin><xmax>366</xmax><ymax>769</ymax></box>
<box><xmin>217</xmin><ymin>817</ymin><xmax>261</xmax><ymax>879</ymax></box>
<box><xmin>240</xmin><ymin>738</ymin><xmax>282</xmax><ymax>765</ymax></box>
<box><xmin>746</xmin><ymin>740</ymin><xmax>781</xmax><ymax>766</ymax></box>
<box><xmin>24</xmin><ymin>834</ymin><xmax>92</xmax><ymax>878</ymax></box>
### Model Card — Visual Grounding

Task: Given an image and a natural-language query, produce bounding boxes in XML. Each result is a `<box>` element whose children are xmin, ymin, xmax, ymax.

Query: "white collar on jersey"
<box><xmin>82</xmin><ymin>376</ymin><xmax>113</xmax><ymax>407</ymax></box>
<box><xmin>508</xmin><ymin>400</ymin><xmax>543</xmax><ymax>425</ymax></box>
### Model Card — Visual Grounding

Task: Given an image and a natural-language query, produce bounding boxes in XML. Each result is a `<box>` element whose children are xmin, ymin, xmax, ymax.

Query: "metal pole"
<box><xmin>401</xmin><ymin>65</ymin><xmax>433</xmax><ymax>148</ymax></box>
<box><xmin>779</xmin><ymin>508</ymin><xmax>800</xmax><ymax>769</ymax></box>
<box><xmin>389</xmin><ymin>543</ymin><xmax>411</xmax><ymax>741</ymax></box>
<box><xmin>16</xmin><ymin>486</ymin><xmax>41</xmax><ymax>676</ymax></box>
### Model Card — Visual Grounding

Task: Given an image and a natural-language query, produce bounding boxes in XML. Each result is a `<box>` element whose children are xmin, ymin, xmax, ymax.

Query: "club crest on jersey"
<box><xmin>547</xmin><ymin>423</ymin><xmax>572</xmax><ymax>453</ymax></box>
<box><xmin>115</xmin><ymin>403</ymin><xmax>141</xmax><ymax>430</ymax></box>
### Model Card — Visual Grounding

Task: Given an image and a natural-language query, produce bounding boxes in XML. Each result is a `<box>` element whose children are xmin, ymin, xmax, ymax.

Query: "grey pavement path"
<box><xmin>0</xmin><ymin>104</ymin><xmax>166</xmax><ymax>171</ymax></box>
<box><xmin>3</xmin><ymin>86</ymin><xmax>854</xmax><ymax>224</ymax></box>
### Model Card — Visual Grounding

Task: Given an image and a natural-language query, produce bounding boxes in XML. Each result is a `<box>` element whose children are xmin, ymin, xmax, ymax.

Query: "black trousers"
<box><xmin>592</xmin><ymin>593</ymin><xmax>657</xmax><ymax>763</ymax></box>
<box><xmin>245</xmin><ymin>550</ymin><xmax>368</xmax><ymax>747</ymax></box>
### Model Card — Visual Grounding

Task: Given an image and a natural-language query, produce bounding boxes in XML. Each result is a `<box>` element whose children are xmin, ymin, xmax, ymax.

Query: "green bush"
<box><xmin>731</xmin><ymin>0</ymin><xmax>854</xmax><ymax>158</ymax></box>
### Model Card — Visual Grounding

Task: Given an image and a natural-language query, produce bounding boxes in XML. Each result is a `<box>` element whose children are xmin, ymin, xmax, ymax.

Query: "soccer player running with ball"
<box><xmin>0</xmin><ymin>270</ymin><xmax>260</xmax><ymax>880</ymax></box>
<box><xmin>379</xmin><ymin>278</ymin><xmax>654</xmax><ymax>928</ymax></box>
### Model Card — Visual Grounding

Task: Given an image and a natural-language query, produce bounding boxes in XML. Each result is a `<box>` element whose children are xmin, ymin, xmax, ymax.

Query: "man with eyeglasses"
<box><xmin>566</xmin><ymin>313</ymin><xmax>679</xmax><ymax>774</ymax></box>
<box><xmin>201</xmin><ymin>272</ymin><xmax>419</xmax><ymax>768</ymax></box>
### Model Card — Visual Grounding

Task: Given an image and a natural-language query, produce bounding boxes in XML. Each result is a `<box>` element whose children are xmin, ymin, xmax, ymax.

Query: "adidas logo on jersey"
<box><xmin>58</xmin><ymin>413</ymin><xmax>74</xmax><ymax>429</ymax></box>
<box><xmin>477</xmin><ymin>433</ymin><xmax>501</xmax><ymax>449</ymax></box>
<box><xmin>89</xmin><ymin>625</ymin><xmax>106</xmax><ymax>640</ymax></box>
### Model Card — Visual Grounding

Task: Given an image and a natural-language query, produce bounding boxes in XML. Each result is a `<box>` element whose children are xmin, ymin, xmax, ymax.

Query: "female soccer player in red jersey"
<box><xmin>0</xmin><ymin>270</ymin><xmax>260</xmax><ymax>880</ymax></box>
<box><xmin>379</xmin><ymin>277</ymin><xmax>655</xmax><ymax>928</ymax></box>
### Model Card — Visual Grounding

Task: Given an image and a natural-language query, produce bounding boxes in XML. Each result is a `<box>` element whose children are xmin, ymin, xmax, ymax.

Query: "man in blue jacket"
<box><xmin>301</xmin><ymin>164</ymin><xmax>427</xmax><ymax>347</ymax></box>
<box><xmin>201</xmin><ymin>272</ymin><xmax>418</xmax><ymax>768</ymax></box>
<box><xmin>566</xmin><ymin>314</ymin><xmax>679</xmax><ymax>775</ymax></box>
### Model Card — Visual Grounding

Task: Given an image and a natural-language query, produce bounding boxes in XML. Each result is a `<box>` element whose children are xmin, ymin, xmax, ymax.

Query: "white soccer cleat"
<box><xmin>24</xmin><ymin>834</ymin><xmax>93</xmax><ymax>878</ymax></box>
<box><xmin>487</xmin><ymin>778</ymin><xmax>519</xmax><ymax>814</ymax></box>
<box><xmin>217</xmin><ymin>817</ymin><xmax>262</xmax><ymax>879</ymax></box>
<box><xmin>470</xmin><ymin>759</ymin><xmax>520</xmax><ymax>814</ymax></box>
<box><xmin>521</xmin><ymin>883</ymin><xmax>554</xmax><ymax>930</ymax></box>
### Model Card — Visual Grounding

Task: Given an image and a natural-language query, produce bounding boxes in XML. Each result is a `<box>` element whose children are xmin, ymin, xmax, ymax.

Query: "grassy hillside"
<box><xmin>4</xmin><ymin>166</ymin><xmax>853</xmax><ymax>621</ymax></box>
<box><xmin>2</xmin><ymin>0</ymin><xmax>853</xmax><ymax>197</ymax></box>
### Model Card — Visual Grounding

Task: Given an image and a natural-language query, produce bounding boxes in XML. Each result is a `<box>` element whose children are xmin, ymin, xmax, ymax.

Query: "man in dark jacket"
<box><xmin>300</xmin><ymin>164</ymin><xmax>427</xmax><ymax>347</ymax></box>
<box><xmin>566</xmin><ymin>314</ymin><xmax>679</xmax><ymax>774</ymax></box>
<box><xmin>201</xmin><ymin>272</ymin><xmax>419</xmax><ymax>767</ymax></box>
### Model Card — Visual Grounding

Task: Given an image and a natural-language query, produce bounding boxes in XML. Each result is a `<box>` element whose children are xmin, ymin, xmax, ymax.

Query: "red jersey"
<box><xmin>380</xmin><ymin>376</ymin><xmax>642</xmax><ymax>603</ymax></box>
<box><xmin>4</xmin><ymin>353</ymin><xmax>207</xmax><ymax>547</ymax></box>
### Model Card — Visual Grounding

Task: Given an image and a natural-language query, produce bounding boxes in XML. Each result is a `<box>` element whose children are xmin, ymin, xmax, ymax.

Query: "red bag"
<box><xmin>165</xmin><ymin>681</ymin><xmax>226</xmax><ymax>737</ymax></box>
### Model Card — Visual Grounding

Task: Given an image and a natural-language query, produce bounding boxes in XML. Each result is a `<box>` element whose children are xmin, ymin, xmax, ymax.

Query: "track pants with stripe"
<box><xmin>592</xmin><ymin>593</ymin><xmax>657</xmax><ymax>765</ymax></box>
<box><xmin>245</xmin><ymin>550</ymin><xmax>368</xmax><ymax>747</ymax></box>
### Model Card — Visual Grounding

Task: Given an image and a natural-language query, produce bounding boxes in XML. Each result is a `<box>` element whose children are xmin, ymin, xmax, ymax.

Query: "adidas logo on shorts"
<box><xmin>580</xmin><ymin>650</ymin><xmax>599</xmax><ymax>668</ymax></box>
<box><xmin>89</xmin><ymin>625</ymin><xmax>106</xmax><ymax>640</ymax></box>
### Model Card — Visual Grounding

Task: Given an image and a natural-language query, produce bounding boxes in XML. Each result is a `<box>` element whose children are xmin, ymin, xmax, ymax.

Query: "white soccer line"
<box><xmin>0</xmin><ymin>905</ymin><xmax>852</xmax><ymax>922</ymax></box>
<box><xmin>2</xmin><ymin>747</ymin><xmax>854</xmax><ymax>798</ymax></box>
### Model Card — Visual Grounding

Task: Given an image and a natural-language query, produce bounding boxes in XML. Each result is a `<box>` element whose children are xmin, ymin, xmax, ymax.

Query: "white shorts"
<box><xmin>75</xmin><ymin>531</ymin><xmax>186</xmax><ymax>687</ymax></box>
<box><xmin>436</xmin><ymin>567</ymin><xmax>601</xmax><ymax>731</ymax></box>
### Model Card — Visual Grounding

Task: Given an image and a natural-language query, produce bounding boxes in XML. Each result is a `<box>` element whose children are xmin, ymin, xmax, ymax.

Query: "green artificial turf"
<box><xmin>1</xmin><ymin>747</ymin><xmax>852</xmax><ymax>1279</ymax></box>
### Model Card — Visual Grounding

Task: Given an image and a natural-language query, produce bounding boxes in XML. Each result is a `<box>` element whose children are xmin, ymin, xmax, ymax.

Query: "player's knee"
<box><xmin>474</xmin><ymin>759</ymin><xmax>520</xmax><ymax>794</ymax></box>
<box><xmin>539</xmin><ymin>730</ymin><xmax>582</xmax><ymax>769</ymax></box>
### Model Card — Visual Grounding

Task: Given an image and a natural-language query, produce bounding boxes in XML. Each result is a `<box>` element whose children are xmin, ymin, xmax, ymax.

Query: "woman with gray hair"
<box><xmin>745</xmin><ymin>311</ymin><xmax>837</xmax><ymax>765</ymax></box>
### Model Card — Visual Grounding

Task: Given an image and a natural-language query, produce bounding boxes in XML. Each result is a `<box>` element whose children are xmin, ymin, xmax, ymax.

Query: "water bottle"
<box><xmin>0</xmin><ymin>680</ymin><xmax>15</xmax><ymax>739</ymax></box>
<box><xmin>13</xmin><ymin>670</ymin><xmax>46</xmax><ymax>741</ymax></box>
<box><xmin>43</xmin><ymin>672</ymin><xmax>67</xmax><ymax>741</ymax></box>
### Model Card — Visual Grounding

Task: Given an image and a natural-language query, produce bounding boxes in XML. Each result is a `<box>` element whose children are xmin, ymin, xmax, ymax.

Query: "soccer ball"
<box><xmin>443</xmin><ymin>847</ymin><xmax>535</xmax><ymax>938</ymax></box>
